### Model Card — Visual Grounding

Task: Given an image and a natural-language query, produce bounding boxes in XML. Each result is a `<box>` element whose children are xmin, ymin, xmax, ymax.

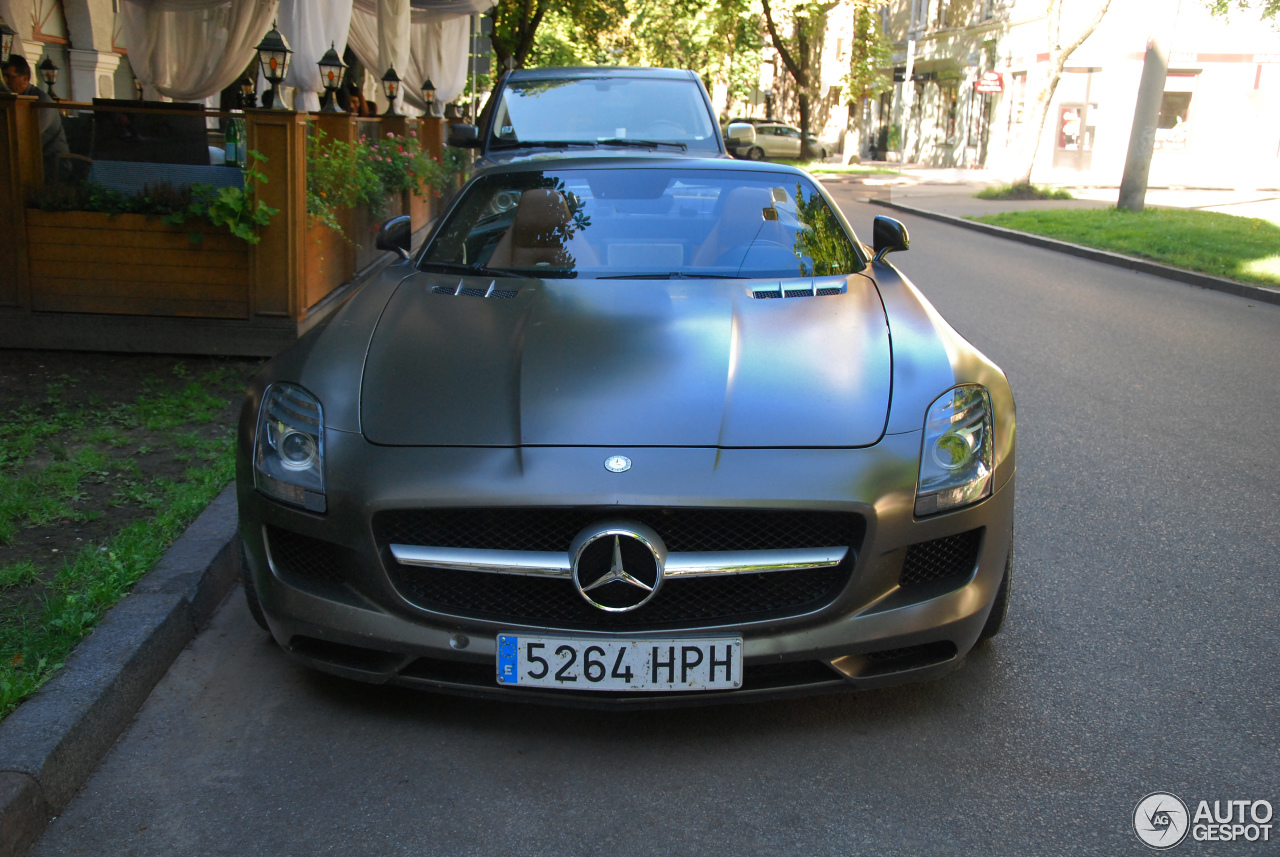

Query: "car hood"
<box><xmin>360</xmin><ymin>274</ymin><xmax>891</xmax><ymax>448</ymax></box>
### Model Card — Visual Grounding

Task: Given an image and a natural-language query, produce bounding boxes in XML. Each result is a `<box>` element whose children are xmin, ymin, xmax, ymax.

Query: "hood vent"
<box><xmin>751</xmin><ymin>277</ymin><xmax>847</xmax><ymax>300</ymax></box>
<box><xmin>430</xmin><ymin>280</ymin><xmax>519</xmax><ymax>299</ymax></box>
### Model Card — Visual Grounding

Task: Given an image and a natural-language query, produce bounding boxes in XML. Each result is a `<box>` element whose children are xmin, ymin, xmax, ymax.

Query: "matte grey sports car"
<box><xmin>236</xmin><ymin>155</ymin><xmax>1016</xmax><ymax>707</ymax></box>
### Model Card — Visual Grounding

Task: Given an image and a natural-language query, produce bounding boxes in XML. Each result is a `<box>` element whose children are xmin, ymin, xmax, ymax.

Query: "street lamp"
<box><xmin>0</xmin><ymin>15</ymin><xmax>16</xmax><ymax>66</ymax></box>
<box><xmin>38</xmin><ymin>57</ymin><xmax>58</xmax><ymax>98</ymax></box>
<box><xmin>420</xmin><ymin>77</ymin><xmax>435</xmax><ymax>115</ymax></box>
<box><xmin>239</xmin><ymin>76</ymin><xmax>256</xmax><ymax>109</ymax></box>
<box><xmin>254</xmin><ymin>23</ymin><xmax>292</xmax><ymax>109</ymax></box>
<box><xmin>317</xmin><ymin>42</ymin><xmax>346</xmax><ymax>112</ymax></box>
<box><xmin>380</xmin><ymin>66</ymin><xmax>401</xmax><ymax>116</ymax></box>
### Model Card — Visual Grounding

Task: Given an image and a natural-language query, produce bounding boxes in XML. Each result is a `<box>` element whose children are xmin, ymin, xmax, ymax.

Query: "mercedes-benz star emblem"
<box><xmin>603</xmin><ymin>455</ymin><xmax>631</xmax><ymax>473</ymax></box>
<box><xmin>570</xmin><ymin>522</ymin><xmax>666</xmax><ymax>612</ymax></box>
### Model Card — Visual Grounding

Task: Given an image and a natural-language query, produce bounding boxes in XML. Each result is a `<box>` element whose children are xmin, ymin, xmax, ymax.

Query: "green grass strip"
<box><xmin>0</xmin><ymin>446</ymin><xmax>233</xmax><ymax>718</ymax></box>
<box><xmin>970</xmin><ymin>207</ymin><xmax>1280</xmax><ymax>288</ymax></box>
<box><xmin>773</xmin><ymin>159</ymin><xmax>901</xmax><ymax>176</ymax></box>
<box><xmin>974</xmin><ymin>182</ymin><xmax>1073</xmax><ymax>200</ymax></box>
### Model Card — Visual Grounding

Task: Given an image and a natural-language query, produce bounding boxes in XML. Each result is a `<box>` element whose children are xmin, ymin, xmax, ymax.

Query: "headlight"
<box><xmin>915</xmin><ymin>385</ymin><xmax>993</xmax><ymax>516</ymax></box>
<box><xmin>254</xmin><ymin>383</ymin><xmax>325</xmax><ymax>512</ymax></box>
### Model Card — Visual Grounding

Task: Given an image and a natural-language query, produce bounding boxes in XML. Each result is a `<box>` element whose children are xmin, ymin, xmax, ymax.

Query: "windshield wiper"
<box><xmin>418</xmin><ymin>261</ymin><xmax>517</xmax><ymax>278</ymax></box>
<box><xmin>596</xmin><ymin>138</ymin><xmax>688</xmax><ymax>151</ymax></box>
<box><xmin>489</xmin><ymin>140</ymin><xmax>598</xmax><ymax>150</ymax></box>
<box><xmin>596</xmin><ymin>272</ymin><xmax>744</xmax><ymax>280</ymax></box>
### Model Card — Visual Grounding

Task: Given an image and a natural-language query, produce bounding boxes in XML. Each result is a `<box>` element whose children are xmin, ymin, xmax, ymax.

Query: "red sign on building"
<box><xmin>975</xmin><ymin>71</ymin><xmax>1004</xmax><ymax>93</ymax></box>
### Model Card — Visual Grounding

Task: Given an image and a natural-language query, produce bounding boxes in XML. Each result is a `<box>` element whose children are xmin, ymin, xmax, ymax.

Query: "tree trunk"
<box><xmin>1009</xmin><ymin>0</ymin><xmax>1112</xmax><ymax>185</ymax></box>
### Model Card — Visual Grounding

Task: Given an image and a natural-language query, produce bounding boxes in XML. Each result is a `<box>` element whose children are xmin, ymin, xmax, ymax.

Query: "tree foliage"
<box><xmin>487</xmin><ymin>0</ymin><xmax>762</xmax><ymax>109</ymax></box>
<box><xmin>1206</xmin><ymin>0</ymin><xmax>1279</xmax><ymax>20</ymax></box>
<box><xmin>761</xmin><ymin>0</ymin><xmax>838</xmax><ymax>156</ymax></box>
<box><xmin>842</xmin><ymin>1</ymin><xmax>891</xmax><ymax>106</ymax></box>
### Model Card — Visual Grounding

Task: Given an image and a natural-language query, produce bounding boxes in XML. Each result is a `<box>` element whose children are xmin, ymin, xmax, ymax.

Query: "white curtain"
<box><xmin>347</xmin><ymin>1</ymin><xmax>478</xmax><ymax>115</ymax></box>
<box><xmin>278</xmin><ymin>0</ymin><xmax>353</xmax><ymax>112</ymax></box>
<box><xmin>376</xmin><ymin>0</ymin><xmax>410</xmax><ymax>114</ymax></box>
<box><xmin>120</xmin><ymin>0</ymin><xmax>280</xmax><ymax>102</ymax></box>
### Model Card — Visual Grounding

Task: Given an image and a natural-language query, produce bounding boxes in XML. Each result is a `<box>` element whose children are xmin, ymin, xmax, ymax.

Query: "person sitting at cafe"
<box><xmin>3</xmin><ymin>55</ymin><xmax>69</xmax><ymax>181</ymax></box>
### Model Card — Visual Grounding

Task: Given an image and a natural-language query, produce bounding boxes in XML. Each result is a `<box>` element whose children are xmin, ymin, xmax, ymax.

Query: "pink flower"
<box><xmin>409</xmin><ymin>131</ymin><xmax>417</xmax><ymax>137</ymax></box>
<box><xmin>386</xmin><ymin>132</ymin><xmax>394</xmax><ymax>138</ymax></box>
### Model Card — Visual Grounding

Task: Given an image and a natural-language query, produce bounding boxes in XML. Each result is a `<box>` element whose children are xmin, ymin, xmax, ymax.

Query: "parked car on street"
<box><xmin>447</xmin><ymin>67</ymin><xmax>727</xmax><ymax>168</ymax></box>
<box><xmin>726</xmin><ymin>122</ymin><xmax>831</xmax><ymax>160</ymax></box>
<box><xmin>237</xmin><ymin>79</ymin><xmax>1015</xmax><ymax>708</ymax></box>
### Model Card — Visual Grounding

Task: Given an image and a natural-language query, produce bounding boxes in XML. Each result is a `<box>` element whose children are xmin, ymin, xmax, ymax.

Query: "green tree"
<box><xmin>840</xmin><ymin>0</ymin><xmax>892</xmax><ymax>159</ymax></box>
<box><xmin>842</xmin><ymin>1</ymin><xmax>891</xmax><ymax>105</ymax></box>
<box><xmin>761</xmin><ymin>0</ymin><xmax>839</xmax><ymax>158</ymax></box>
<box><xmin>1206</xmin><ymin>0</ymin><xmax>1279</xmax><ymax>21</ymax></box>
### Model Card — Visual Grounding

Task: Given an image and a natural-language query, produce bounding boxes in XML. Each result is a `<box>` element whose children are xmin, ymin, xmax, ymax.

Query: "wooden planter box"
<box><xmin>25</xmin><ymin>210</ymin><xmax>251</xmax><ymax>319</ymax></box>
<box><xmin>303</xmin><ymin>219</ymin><xmax>351</xmax><ymax>310</ymax></box>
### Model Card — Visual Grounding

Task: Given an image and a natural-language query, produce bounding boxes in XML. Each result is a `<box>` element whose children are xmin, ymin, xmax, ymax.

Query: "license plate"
<box><xmin>496</xmin><ymin>634</ymin><xmax>743</xmax><ymax>691</ymax></box>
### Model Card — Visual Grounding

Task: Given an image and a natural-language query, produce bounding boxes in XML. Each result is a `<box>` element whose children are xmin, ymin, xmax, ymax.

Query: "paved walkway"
<box><xmin>819</xmin><ymin>164</ymin><xmax>1280</xmax><ymax>224</ymax></box>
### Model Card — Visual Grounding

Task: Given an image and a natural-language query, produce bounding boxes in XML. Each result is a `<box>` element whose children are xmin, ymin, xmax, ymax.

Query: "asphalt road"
<box><xmin>34</xmin><ymin>194</ymin><xmax>1280</xmax><ymax>856</ymax></box>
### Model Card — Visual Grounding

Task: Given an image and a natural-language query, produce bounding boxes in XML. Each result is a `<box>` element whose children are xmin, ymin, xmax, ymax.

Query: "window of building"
<box><xmin>1155</xmin><ymin>73</ymin><xmax>1196</xmax><ymax>150</ymax></box>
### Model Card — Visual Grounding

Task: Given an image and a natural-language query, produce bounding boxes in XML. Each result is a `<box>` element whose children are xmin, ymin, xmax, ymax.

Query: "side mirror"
<box><xmin>376</xmin><ymin>215</ymin><xmax>412</xmax><ymax>260</ymax></box>
<box><xmin>872</xmin><ymin>215</ymin><xmax>909</xmax><ymax>262</ymax></box>
<box><xmin>725</xmin><ymin>122</ymin><xmax>756</xmax><ymax>144</ymax></box>
<box><xmin>447</xmin><ymin>123</ymin><xmax>480</xmax><ymax>148</ymax></box>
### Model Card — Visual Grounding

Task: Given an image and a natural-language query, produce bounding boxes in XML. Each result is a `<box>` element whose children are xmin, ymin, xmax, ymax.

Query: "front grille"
<box><xmin>376</xmin><ymin>508</ymin><xmax>863</xmax><ymax>630</ymax></box>
<box><xmin>899</xmin><ymin>529</ymin><xmax>983</xmax><ymax>588</ymax></box>
<box><xmin>375</xmin><ymin>508</ymin><xmax>861</xmax><ymax>553</ymax></box>
<box><xmin>267</xmin><ymin>526</ymin><xmax>348</xmax><ymax>586</ymax></box>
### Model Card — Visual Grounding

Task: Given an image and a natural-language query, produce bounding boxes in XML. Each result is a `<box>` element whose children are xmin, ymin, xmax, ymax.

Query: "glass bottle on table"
<box><xmin>224</xmin><ymin>116</ymin><xmax>240</xmax><ymax>167</ymax></box>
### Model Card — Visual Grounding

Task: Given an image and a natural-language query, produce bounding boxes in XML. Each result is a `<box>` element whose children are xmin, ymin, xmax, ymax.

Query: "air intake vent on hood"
<box><xmin>751</xmin><ymin>277</ymin><xmax>847</xmax><ymax>300</ymax></box>
<box><xmin>430</xmin><ymin>280</ymin><xmax>519</xmax><ymax>299</ymax></box>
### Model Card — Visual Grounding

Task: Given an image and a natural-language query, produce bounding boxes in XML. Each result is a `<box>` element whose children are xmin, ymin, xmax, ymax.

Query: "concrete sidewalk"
<box><xmin>821</xmin><ymin>164</ymin><xmax>1280</xmax><ymax>224</ymax></box>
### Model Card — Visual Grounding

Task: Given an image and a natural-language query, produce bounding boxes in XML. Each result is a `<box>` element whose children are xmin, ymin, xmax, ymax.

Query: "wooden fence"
<box><xmin>0</xmin><ymin>93</ymin><xmax>453</xmax><ymax>356</ymax></box>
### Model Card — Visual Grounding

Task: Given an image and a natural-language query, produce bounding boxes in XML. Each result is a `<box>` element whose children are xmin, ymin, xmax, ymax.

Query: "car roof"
<box><xmin>471</xmin><ymin>154</ymin><xmax>814</xmax><ymax>178</ymax></box>
<box><xmin>505</xmin><ymin>67</ymin><xmax>700</xmax><ymax>82</ymax></box>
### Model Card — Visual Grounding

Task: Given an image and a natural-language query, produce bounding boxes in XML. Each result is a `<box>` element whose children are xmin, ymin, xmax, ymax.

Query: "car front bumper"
<box><xmin>238</xmin><ymin>429</ymin><xmax>1015</xmax><ymax>708</ymax></box>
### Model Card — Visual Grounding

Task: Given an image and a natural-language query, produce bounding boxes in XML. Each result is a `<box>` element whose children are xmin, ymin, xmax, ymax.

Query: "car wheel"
<box><xmin>747</xmin><ymin>146</ymin><xmax>764</xmax><ymax>161</ymax></box>
<box><xmin>977</xmin><ymin>541</ymin><xmax>1012</xmax><ymax>642</ymax></box>
<box><xmin>239</xmin><ymin>537</ymin><xmax>270</xmax><ymax>632</ymax></box>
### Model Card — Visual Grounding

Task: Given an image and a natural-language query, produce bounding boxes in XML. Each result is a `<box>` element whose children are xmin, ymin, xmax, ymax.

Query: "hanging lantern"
<box><xmin>317</xmin><ymin>42</ymin><xmax>346</xmax><ymax>112</ymax></box>
<box><xmin>0</xmin><ymin>16</ymin><xmax>17</xmax><ymax>66</ymax></box>
<box><xmin>254</xmin><ymin>23</ymin><xmax>293</xmax><ymax>109</ymax></box>
<box><xmin>420</xmin><ymin>77</ymin><xmax>436</xmax><ymax>115</ymax></box>
<box><xmin>381</xmin><ymin>66</ymin><xmax>401</xmax><ymax>116</ymax></box>
<box><xmin>38</xmin><ymin>57</ymin><xmax>58</xmax><ymax>98</ymax></box>
<box><xmin>239</xmin><ymin>76</ymin><xmax>256</xmax><ymax>109</ymax></box>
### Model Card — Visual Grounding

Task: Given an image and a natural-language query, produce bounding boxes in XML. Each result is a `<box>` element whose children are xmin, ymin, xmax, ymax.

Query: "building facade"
<box><xmin>873</xmin><ymin>0</ymin><xmax>1280</xmax><ymax>187</ymax></box>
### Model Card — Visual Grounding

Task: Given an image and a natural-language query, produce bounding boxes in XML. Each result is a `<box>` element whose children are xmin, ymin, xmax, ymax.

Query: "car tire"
<box><xmin>977</xmin><ymin>541</ymin><xmax>1013</xmax><ymax>643</ymax></box>
<box><xmin>747</xmin><ymin>146</ymin><xmax>764</xmax><ymax>161</ymax></box>
<box><xmin>239</xmin><ymin>537</ymin><xmax>270</xmax><ymax>632</ymax></box>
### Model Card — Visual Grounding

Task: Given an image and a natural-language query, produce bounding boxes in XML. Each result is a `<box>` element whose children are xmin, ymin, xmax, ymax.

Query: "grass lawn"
<box><xmin>0</xmin><ymin>353</ymin><xmax>260</xmax><ymax>719</ymax></box>
<box><xmin>971</xmin><ymin>207</ymin><xmax>1280</xmax><ymax>289</ymax></box>
<box><xmin>774</xmin><ymin>159</ymin><xmax>901</xmax><ymax>176</ymax></box>
<box><xmin>974</xmin><ymin>182</ymin><xmax>1073</xmax><ymax>201</ymax></box>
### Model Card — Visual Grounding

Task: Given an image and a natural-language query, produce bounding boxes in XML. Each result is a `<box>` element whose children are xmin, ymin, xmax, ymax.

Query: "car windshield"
<box><xmin>488</xmin><ymin>78</ymin><xmax>720</xmax><ymax>153</ymax></box>
<box><xmin>419</xmin><ymin>168</ymin><xmax>865</xmax><ymax>280</ymax></box>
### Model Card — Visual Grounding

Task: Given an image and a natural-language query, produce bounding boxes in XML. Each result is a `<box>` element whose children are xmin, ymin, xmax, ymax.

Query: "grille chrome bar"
<box><xmin>389</xmin><ymin>544</ymin><xmax>847</xmax><ymax>579</ymax></box>
<box><xmin>391</xmin><ymin>546</ymin><xmax>572</xmax><ymax>578</ymax></box>
<box><xmin>664</xmin><ymin>548</ymin><xmax>847</xmax><ymax>577</ymax></box>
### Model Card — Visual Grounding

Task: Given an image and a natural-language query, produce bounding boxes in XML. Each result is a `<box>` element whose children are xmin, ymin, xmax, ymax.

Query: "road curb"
<box><xmin>0</xmin><ymin>485</ymin><xmax>240</xmax><ymax>857</ymax></box>
<box><xmin>869</xmin><ymin>198</ymin><xmax>1280</xmax><ymax>308</ymax></box>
